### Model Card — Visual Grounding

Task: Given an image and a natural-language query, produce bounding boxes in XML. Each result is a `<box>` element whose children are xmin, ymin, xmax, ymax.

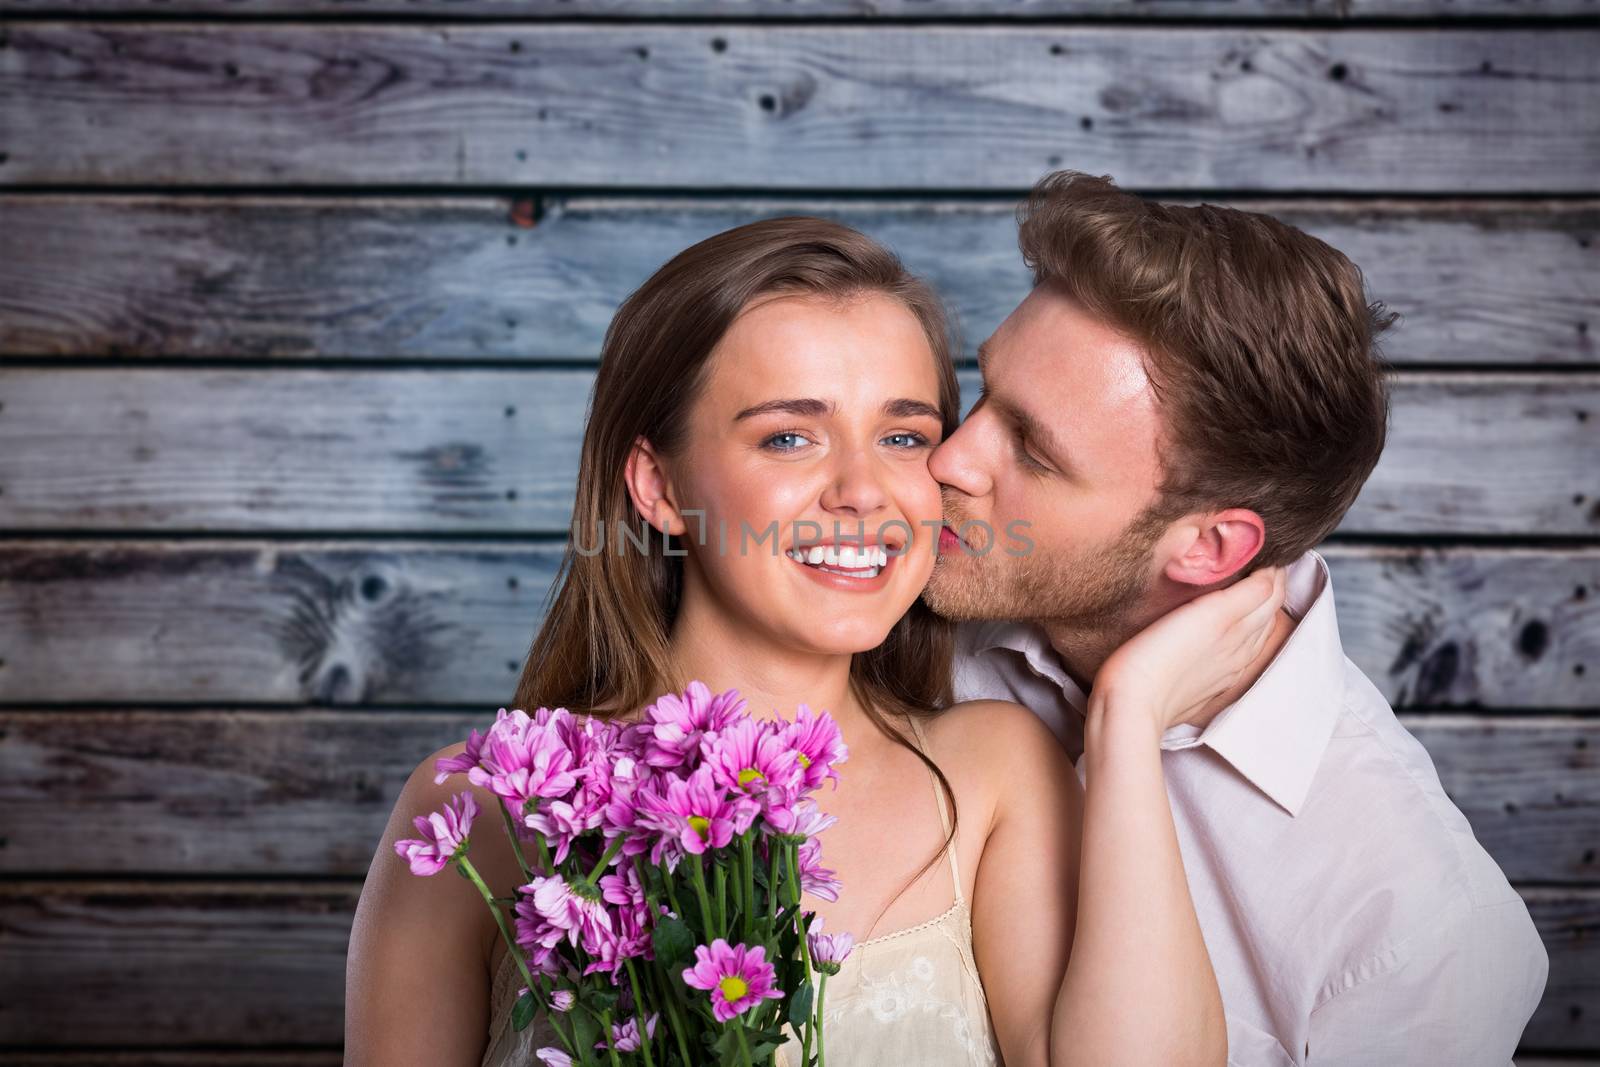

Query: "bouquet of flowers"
<box><xmin>395</xmin><ymin>681</ymin><xmax>855</xmax><ymax>1067</ymax></box>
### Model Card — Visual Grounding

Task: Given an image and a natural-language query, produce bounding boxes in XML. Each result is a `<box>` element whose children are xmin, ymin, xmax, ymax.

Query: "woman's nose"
<box><xmin>820</xmin><ymin>449</ymin><xmax>889</xmax><ymax>517</ymax></box>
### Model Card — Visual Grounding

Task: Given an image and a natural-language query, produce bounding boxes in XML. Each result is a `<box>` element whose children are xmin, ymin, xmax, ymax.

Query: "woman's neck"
<box><xmin>663</xmin><ymin>588</ymin><xmax>868</xmax><ymax>734</ymax></box>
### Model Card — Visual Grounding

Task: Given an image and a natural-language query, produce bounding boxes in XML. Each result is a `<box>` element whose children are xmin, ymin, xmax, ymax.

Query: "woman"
<box><xmin>346</xmin><ymin>217</ymin><xmax>1283</xmax><ymax>1066</ymax></box>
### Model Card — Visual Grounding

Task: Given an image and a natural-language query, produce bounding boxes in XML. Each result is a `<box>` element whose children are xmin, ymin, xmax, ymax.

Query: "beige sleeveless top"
<box><xmin>480</xmin><ymin>715</ymin><xmax>1000</xmax><ymax>1067</ymax></box>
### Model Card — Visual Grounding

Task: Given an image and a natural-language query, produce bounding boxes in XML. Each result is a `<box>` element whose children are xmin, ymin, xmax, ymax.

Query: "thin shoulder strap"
<box><xmin>906</xmin><ymin>715</ymin><xmax>964</xmax><ymax>905</ymax></box>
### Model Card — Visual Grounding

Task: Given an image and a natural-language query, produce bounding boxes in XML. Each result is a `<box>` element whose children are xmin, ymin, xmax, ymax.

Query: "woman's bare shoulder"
<box><xmin>922</xmin><ymin>700</ymin><xmax>1078</xmax><ymax>797</ymax></box>
<box><xmin>926</xmin><ymin>698</ymin><xmax>1063</xmax><ymax>753</ymax></box>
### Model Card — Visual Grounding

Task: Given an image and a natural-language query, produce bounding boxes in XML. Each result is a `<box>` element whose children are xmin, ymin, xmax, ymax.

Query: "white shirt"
<box><xmin>953</xmin><ymin>550</ymin><xmax>1549</xmax><ymax>1066</ymax></box>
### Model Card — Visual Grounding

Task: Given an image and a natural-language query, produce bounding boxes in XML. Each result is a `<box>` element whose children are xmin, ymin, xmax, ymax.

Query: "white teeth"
<box><xmin>786</xmin><ymin>544</ymin><xmax>891</xmax><ymax>577</ymax></box>
<box><xmin>816</xmin><ymin>564</ymin><xmax>882</xmax><ymax>579</ymax></box>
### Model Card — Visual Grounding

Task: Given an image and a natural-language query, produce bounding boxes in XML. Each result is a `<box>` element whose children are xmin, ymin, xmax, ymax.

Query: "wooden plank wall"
<box><xmin>1</xmin><ymin>3</ymin><xmax>1597</xmax><ymax>1061</ymax></box>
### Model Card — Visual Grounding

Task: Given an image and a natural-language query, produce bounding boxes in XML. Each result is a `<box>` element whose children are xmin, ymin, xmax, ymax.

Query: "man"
<box><xmin>924</xmin><ymin>171</ymin><xmax>1549</xmax><ymax>1065</ymax></box>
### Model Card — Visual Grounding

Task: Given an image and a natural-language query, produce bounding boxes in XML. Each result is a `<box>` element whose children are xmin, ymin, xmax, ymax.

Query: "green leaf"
<box><xmin>511</xmin><ymin>989</ymin><xmax>538</xmax><ymax>1032</ymax></box>
<box><xmin>569</xmin><ymin>1005</ymin><xmax>601</xmax><ymax>1052</ymax></box>
<box><xmin>652</xmin><ymin>915</ymin><xmax>696</xmax><ymax>969</ymax></box>
<box><xmin>787</xmin><ymin>981</ymin><xmax>814</xmax><ymax>1031</ymax></box>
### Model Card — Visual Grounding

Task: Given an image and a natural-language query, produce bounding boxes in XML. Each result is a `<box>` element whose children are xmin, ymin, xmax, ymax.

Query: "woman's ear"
<box><xmin>624</xmin><ymin>436</ymin><xmax>687</xmax><ymax>536</ymax></box>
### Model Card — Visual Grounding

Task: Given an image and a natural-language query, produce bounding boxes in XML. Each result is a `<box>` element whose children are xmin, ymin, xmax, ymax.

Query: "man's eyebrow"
<box><xmin>733</xmin><ymin>397</ymin><xmax>942</xmax><ymax>422</ymax></box>
<box><xmin>976</xmin><ymin>339</ymin><xmax>993</xmax><ymax>377</ymax></box>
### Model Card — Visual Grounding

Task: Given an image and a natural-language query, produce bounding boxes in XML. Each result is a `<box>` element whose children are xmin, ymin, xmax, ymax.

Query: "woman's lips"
<box><xmin>786</xmin><ymin>549</ymin><xmax>896</xmax><ymax>592</ymax></box>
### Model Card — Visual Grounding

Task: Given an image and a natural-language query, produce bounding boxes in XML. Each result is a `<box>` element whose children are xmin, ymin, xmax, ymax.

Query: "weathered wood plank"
<box><xmin>0</xmin><ymin>1054</ymin><xmax>342</xmax><ymax>1066</ymax></box>
<box><xmin>3</xmin><ymin>0</ymin><xmax>1595</xmax><ymax>17</ymax></box>
<box><xmin>0</xmin><ymin>881</ymin><xmax>1590</xmax><ymax>1047</ymax></box>
<box><xmin>0</xmin><ymin>881</ymin><xmax>359</xmax><ymax>1045</ymax></box>
<box><xmin>1524</xmin><ymin>888</ymin><xmax>1600</xmax><ymax>1051</ymax></box>
<box><xmin>1</xmin><ymin>369</ymin><xmax>1594</xmax><ymax>535</ymax></box>
<box><xmin>1</xmin><ymin>196</ymin><xmax>1594</xmax><ymax>366</ymax></box>
<box><xmin>1399</xmin><ymin>716</ymin><xmax>1600</xmax><ymax>884</ymax></box>
<box><xmin>0</xmin><ymin>710</ymin><xmax>473</xmax><ymax>877</ymax></box>
<box><xmin>1</xmin><ymin>709</ymin><xmax>1592</xmax><ymax>882</ymax></box>
<box><xmin>0</xmin><ymin>541</ymin><xmax>1594</xmax><ymax>708</ymax></box>
<box><xmin>2</xmin><ymin>25</ymin><xmax>1596</xmax><ymax>191</ymax></box>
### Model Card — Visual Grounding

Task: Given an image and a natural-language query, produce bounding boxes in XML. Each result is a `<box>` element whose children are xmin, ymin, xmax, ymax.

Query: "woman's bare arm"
<box><xmin>966</xmin><ymin>700</ymin><xmax>1084</xmax><ymax>1064</ymax></box>
<box><xmin>345</xmin><ymin>743</ymin><xmax>518</xmax><ymax>1066</ymax></box>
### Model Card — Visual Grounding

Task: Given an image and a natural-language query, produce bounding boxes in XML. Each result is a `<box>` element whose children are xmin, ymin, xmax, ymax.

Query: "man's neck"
<box><xmin>1043</xmin><ymin>602</ymin><xmax>1300</xmax><ymax>732</ymax></box>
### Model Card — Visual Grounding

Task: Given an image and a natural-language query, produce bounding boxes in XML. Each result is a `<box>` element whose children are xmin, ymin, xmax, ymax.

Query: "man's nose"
<box><xmin>929</xmin><ymin>412</ymin><xmax>993</xmax><ymax>498</ymax></box>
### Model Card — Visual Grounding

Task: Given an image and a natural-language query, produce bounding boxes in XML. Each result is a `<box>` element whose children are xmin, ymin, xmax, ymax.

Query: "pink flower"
<box><xmin>797</xmin><ymin>838</ymin><xmax>842</xmax><ymax>902</ymax></box>
<box><xmin>636</xmin><ymin>765</ymin><xmax>760</xmax><ymax>862</ymax></box>
<box><xmin>467</xmin><ymin>707</ymin><xmax>580</xmax><ymax>814</ymax></box>
<box><xmin>702</xmin><ymin>717</ymin><xmax>802</xmax><ymax>811</ymax></box>
<box><xmin>534</xmin><ymin>1050</ymin><xmax>572</xmax><ymax>1067</ymax></box>
<box><xmin>762</xmin><ymin>797</ymin><xmax>836</xmax><ymax>839</ymax></box>
<box><xmin>392</xmin><ymin>791</ymin><xmax>478</xmax><ymax>876</ymax></box>
<box><xmin>681</xmin><ymin>939</ymin><xmax>785</xmax><ymax>1022</ymax></box>
<box><xmin>781</xmin><ymin>704</ymin><xmax>849</xmax><ymax>792</ymax></box>
<box><xmin>529</xmin><ymin>874</ymin><xmax>614</xmax><ymax>950</ymax></box>
<box><xmin>432</xmin><ymin>722</ymin><xmax>491</xmax><ymax>783</ymax></box>
<box><xmin>595</xmin><ymin>1012</ymin><xmax>659</xmax><ymax>1052</ymax></box>
<box><xmin>641</xmin><ymin>681</ymin><xmax>747</xmax><ymax>769</ymax></box>
<box><xmin>806</xmin><ymin>915</ymin><xmax>854</xmax><ymax>975</ymax></box>
<box><xmin>548</xmin><ymin>989</ymin><xmax>575</xmax><ymax>1013</ymax></box>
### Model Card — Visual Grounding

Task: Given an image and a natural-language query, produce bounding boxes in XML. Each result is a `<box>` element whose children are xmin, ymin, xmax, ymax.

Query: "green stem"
<box><xmin>517</xmin><ymin>798</ymin><xmax>555</xmax><ymax>874</ymax></box>
<box><xmin>815</xmin><ymin>973</ymin><xmax>829</xmax><ymax>1067</ymax></box>
<box><xmin>600</xmin><ymin>1009</ymin><xmax>624</xmax><ymax>1067</ymax></box>
<box><xmin>689</xmin><ymin>853</ymin><xmax>718</xmax><ymax>940</ymax></box>
<box><xmin>740</xmin><ymin>832</ymin><xmax>756</xmax><ymax>941</ymax></box>
<box><xmin>624</xmin><ymin>959</ymin><xmax>658</xmax><ymax>1067</ymax></box>
<box><xmin>787</xmin><ymin>841</ymin><xmax>803</xmax><ymax>909</ymax></box>
<box><xmin>652</xmin><ymin>961</ymin><xmax>697</xmax><ymax>1067</ymax></box>
<box><xmin>714</xmin><ymin>861</ymin><xmax>728</xmax><ymax>939</ymax></box>
<box><xmin>768</xmin><ymin>844</ymin><xmax>781</xmax><ymax>925</ymax></box>
<box><xmin>798</xmin><ymin>914</ymin><xmax>816</xmax><ymax>1067</ymax></box>
<box><xmin>455</xmin><ymin>855</ymin><xmax>579</xmax><ymax>1058</ymax></box>
<box><xmin>654</xmin><ymin>858</ymin><xmax>686</xmax><ymax>920</ymax></box>
<box><xmin>496</xmin><ymin>801</ymin><xmax>533</xmax><ymax>883</ymax></box>
<box><xmin>732</xmin><ymin>1020</ymin><xmax>756</xmax><ymax>1067</ymax></box>
<box><xmin>586</xmin><ymin>835</ymin><xmax>627</xmax><ymax>884</ymax></box>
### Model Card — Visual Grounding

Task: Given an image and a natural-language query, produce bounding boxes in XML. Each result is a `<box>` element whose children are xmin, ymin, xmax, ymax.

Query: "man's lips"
<box><xmin>939</xmin><ymin>524</ymin><xmax>965</xmax><ymax>552</ymax></box>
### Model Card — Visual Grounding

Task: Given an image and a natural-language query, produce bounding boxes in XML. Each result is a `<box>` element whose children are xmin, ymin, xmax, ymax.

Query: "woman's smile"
<box><xmin>784</xmin><ymin>541</ymin><xmax>900</xmax><ymax>591</ymax></box>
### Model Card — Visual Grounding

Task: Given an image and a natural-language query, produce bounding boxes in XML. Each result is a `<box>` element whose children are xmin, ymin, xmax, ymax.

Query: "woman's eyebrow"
<box><xmin>733</xmin><ymin>398</ymin><xmax>835</xmax><ymax>421</ymax></box>
<box><xmin>733</xmin><ymin>397</ymin><xmax>942</xmax><ymax>422</ymax></box>
<box><xmin>884</xmin><ymin>398</ymin><xmax>943</xmax><ymax>421</ymax></box>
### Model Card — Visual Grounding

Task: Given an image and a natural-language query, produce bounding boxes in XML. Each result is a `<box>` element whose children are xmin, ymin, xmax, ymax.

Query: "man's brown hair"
<box><xmin>1017</xmin><ymin>170</ymin><xmax>1396</xmax><ymax>569</ymax></box>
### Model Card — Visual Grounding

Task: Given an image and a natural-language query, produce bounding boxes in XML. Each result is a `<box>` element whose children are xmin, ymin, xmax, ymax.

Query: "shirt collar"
<box><xmin>970</xmin><ymin>549</ymin><xmax>1345</xmax><ymax>818</ymax></box>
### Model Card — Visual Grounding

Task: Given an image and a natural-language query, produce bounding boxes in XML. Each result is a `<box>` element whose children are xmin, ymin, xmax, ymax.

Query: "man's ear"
<box><xmin>1162</xmin><ymin>507</ymin><xmax>1266</xmax><ymax>588</ymax></box>
<box><xmin>623</xmin><ymin>436</ymin><xmax>687</xmax><ymax>536</ymax></box>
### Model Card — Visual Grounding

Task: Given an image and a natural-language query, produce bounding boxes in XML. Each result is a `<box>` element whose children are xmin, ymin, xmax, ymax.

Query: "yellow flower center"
<box><xmin>796</xmin><ymin>753</ymin><xmax>812</xmax><ymax>769</ymax></box>
<box><xmin>737</xmin><ymin>767</ymin><xmax>765</xmax><ymax>789</ymax></box>
<box><xmin>687</xmin><ymin>815</ymin><xmax>711</xmax><ymax>840</ymax></box>
<box><xmin>718</xmin><ymin>975</ymin><xmax>750</xmax><ymax>1002</ymax></box>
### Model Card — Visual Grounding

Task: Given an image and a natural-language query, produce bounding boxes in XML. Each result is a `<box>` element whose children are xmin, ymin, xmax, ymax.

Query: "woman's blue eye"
<box><xmin>764</xmin><ymin>432</ymin><xmax>807</xmax><ymax>451</ymax></box>
<box><xmin>883</xmin><ymin>432</ymin><xmax>931</xmax><ymax>449</ymax></box>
